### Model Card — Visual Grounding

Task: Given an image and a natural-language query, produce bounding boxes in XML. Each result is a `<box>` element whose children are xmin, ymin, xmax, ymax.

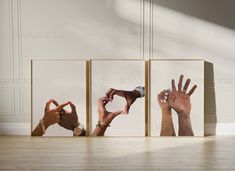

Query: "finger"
<box><xmin>165</xmin><ymin>89</ymin><xmax>170</xmax><ymax>95</ymax></box>
<box><xmin>51</xmin><ymin>99</ymin><xmax>59</xmax><ymax>106</ymax></box>
<box><xmin>109</xmin><ymin>90</ymin><xmax>116</xmax><ymax>101</ymax></box>
<box><xmin>70</xmin><ymin>102</ymin><xmax>76</xmax><ymax>113</ymax></box>
<box><xmin>51</xmin><ymin>99</ymin><xmax>66</xmax><ymax>113</ymax></box>
<box><xmin>160</xmin><ymin>91</ymin><xmax>165</xmax><ymax>101</ymax></box>
<box><xmin>98</xmin><ymin>97</ymin><xmax>110</xmax><ymax>110</ymax></box>
<box><xmin>108</xmin><ymin>89</ymin><xmax>127</xmax><ymax>99</ymax></box>
<box><xmin>55</xmin><ymin>101</ymin><xmax>70</xmax><ymax>112</ymax></box>
<box><xmin>163</xmin><ymin>89</ymin><xmax>168</xmax><ymax>96</ymax></box>
<box><xmin>70</xmin><ymin>102</ymin><xmax>78</xmax><ymax>120</ymax></box>
<box><xmin>165</xmin><ymin>89</ymin><xmax>170</xmax><ymax>101</ymax></box>
<box><xmin>112</xmin><ymin>110</ymin><xmax>124</xmax><ymax>117</ymax></box>
<box><xmin>44</xmin><ymin>99</ymin><xmax>52</xmax><ymax>113</ymax></box>
<box><xmin>163</xmin><ymin>90</ymin><xmax>168</xmax><ymax>101</ymax></box>
<box><xmin>103</xmin><ymin>99</ymin><xmax>109</xmax><ymax>105</ymax></box>
<box><xmin>183</xmin><ymin>79</ymin><xmax>191</xmax><ymax>93</ymax></box>
<box><xmin>158</xmin><ymin>93</ymin><xmax>162</xmax><ymax>102</ymax></box>
<box><xmin>102</xmin><ymin>96</ymin><xmax>110</xmax><ymax>101</ymax></box>
<box><xmin>124</xmin><ymin>103</ymin><xmax>130</xmax><ymax>114</ymax></box>
<box><xmin>157</xmin><ymin>94</ymin><xmax>162</xmax><ymax>103</ymax></box>
<box><xmin>106</xmin><ymin>88</ymin><xmax>116</xmax><ymax>100</ymax></box>
<box><xmin>171</xmin><ymin>79</ymin><xmax>176</xmax><ymax>91</ymax></box>
<box><xmin>187</xmin><ymin>85</ymin><xmax>197</xmax><ymax>96</ymax></box>
<box><xmin>99</xmin><ymin>97</ymin><xmax>109</xmax><ymax>104</ymax></box>
<box><xmin>106</xmin><ymin>88</ymin><xmax>113</xmax><ymax>96</ymax></box>
<box><xmin>178</xmin><ymin>75</ymin><xmax>184</xmax><ymax>91</ymax></box>
<box><xmin>114</xmin><ymin>90</ymin><xmax>127</xmax><ymax>97</ymax></box>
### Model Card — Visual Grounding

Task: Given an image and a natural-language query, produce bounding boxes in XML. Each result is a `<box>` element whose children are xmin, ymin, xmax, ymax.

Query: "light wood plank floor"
<box><xmin>0</xmin><ymin>136</ymin><xmax>234</xmax><ymax>171</ymax></box>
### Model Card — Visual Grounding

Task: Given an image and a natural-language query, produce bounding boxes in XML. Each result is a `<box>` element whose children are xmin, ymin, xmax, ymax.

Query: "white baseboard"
<box><xmin>0</xmin><ymin>123</ymin><xmax>235</xmax><ymax>135</ymax></box>
<box><xmin>0</xmin><ymin>123</ymin><xmax>30</xmax><ymax>135</ymax></box>
<box><xmin>205</xmin><ymin>123</ymin><xmax>235</xmax><ymax>135</ymax></box>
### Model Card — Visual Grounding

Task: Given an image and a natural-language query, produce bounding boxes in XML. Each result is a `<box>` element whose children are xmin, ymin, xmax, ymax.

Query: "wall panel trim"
<box><xmin>0</xmin><ymin>123</ymin><xmax>234</xmax><ymax>135</ymax></box>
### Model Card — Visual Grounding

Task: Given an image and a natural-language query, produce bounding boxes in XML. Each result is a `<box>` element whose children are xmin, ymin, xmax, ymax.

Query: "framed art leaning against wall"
<box><xmin>90</xmin><ymin>60</ymin><xmax>146</xmax><ymax>136</ymax></box>
<box><xmin>150</xmin><ymin>59</ymin><xmax>204</xmax><ymax>137</ymax></box>
<box><xmin>31</xmin><ymin>59</ymin><xmax>204</xmax><ymax>137</ymax></box>
<box><xmin>31</xmin><ymin>59</ymin><xmax>87</xmax><ymax>136</ymax></box>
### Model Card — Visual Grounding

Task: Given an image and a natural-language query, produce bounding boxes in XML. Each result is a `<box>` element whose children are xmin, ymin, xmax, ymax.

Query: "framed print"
<box><xmin>90</xmin><ymin>60</ymin><xmax>146</xmax><ymax>136</ymax></box>
<box><xmin>150</xmin><ymin>59</ymin><xmax>204</xmax><ymax>136</ymax></box>
<box><xmin>31</xmin><ymin>59</ymin><xmax>87</xmax><ymax>136</ymax></box>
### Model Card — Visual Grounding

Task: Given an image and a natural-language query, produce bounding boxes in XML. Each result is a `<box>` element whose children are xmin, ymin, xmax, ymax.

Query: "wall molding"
<box><xmin>0</xmin><ymin>0</ymin><xmax>14</xmax><ymax>82</ymax></box>
<box><xmin>17</xmin><ymin>0</ymin><xmax>24</xmax><ymax>81</ymax></box>
<box><xmin>19</xmin><ymin>87</ymin><xmax>30</xmax><ymax>115</ymax></box>
<box><xmin>0</xmin><ymin>123</ymin><xmax>235</xmax><ymax>135</ymax></box>
<box><xmin>0</xmin><ymin>87</ymin><xmax>14</xmax><ymax>115</ymax></box>
<box><xmin>142</xmin><ymin>0</ymin><xmax>153</xmax><ymax>60</ymax></box>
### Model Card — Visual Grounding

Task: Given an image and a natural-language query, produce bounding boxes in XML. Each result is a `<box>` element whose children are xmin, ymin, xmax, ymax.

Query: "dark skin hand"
<box><xmin>92</xmin><ymin>97</ymin><xmax>123</xmax><ymax>136</ymax></box>
<box><xmin>168</xmin><ymin>75</ymin><xmax>197</xmax><ymax>118</ymax></box>
<box><xmin>97</xmin><ymin>97</ymin><xmax>124</xmax><ymax>125</ymax></box>
<box><xmin>43</xmin><ymin>99</ymin><xmax>70</xmax><ymax>127</ymax></box>
<box><xmin>105</xmin><ymin>88</ymin><xmax>141</xmax><ymax>114</ymax></box>
<box><xmin>158</xmin><ymin>90</ymin><xmax>171</xmax><ymax>112</ymax></box>
<box><xmin>168</xmin><ymin>75</ymin><xmax>197</xmax><ymax>136</ymax></box>
<box><xmin>31</xmin><ymin>99</ymin><xmax>70</xmax><ymax>136</ymax></box>
<box><xmin>51</xmin><ymin>99</ymin><xmax>79</xmax><ymax>131</ymax></box>
<box><xmin>158</xmin><ymin>90</ymin><xmax>176</xmax><ymax>136</ymax></box>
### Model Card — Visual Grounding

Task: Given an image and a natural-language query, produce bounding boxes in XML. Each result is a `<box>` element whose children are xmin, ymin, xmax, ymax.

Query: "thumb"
<box><xmin>70</xmin><ymin>102</ymin><xmax>77</xmax><ymax>113</ymax></box>
<box><xmin>124</xmin><ymin>103</ymin><xmax>130</xmax><ymax>114</ymax></box>
<box><xmin>112</xmin><ymin>110</ymin><xmax>124</xmax><ymax>117</ymax></box>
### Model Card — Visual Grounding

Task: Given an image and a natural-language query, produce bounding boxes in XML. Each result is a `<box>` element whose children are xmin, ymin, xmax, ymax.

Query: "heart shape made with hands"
<box><xmin>105</xmin><ymin>88</ymin><xmax>141</xmax><ymax>114</ymax></box>
<box><xmin>105</xmin><ymin>95</ymin><xmax>126</xmax><ymax>114</ymax></box>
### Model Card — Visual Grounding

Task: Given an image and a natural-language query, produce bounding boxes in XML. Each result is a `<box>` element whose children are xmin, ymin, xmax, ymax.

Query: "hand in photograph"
<box><xmin>52</xmin><ymin>100</ymin><xmax>86</xmax><ymax>136</ymax></box>
<box><xmin>158</xmin><ymin>90</ymin><xmax>176</xmax><ymax>136</ymax></box>
<box><xmin>51</xmin><ymin>100</ymin><xmax>77</xmax><ymax>130</ymax></box>
<box><xmin>168</xmin><ymin>75</ymin><xmax>197</xmax><ymax>136</ymax></box>
<box><xmin>105</xmin><ymin>88</ymin><xmax>142</xmax><ymax>114</ymax></box>
<box><xmin>32</xmin><ymin>99</ymin><xmax>70</xmax><ymax>136</ymax></box>
<box><xmin>92</xmin><ymin>97</ymin><xmax>124</xmax><ymax>136</ymax></box>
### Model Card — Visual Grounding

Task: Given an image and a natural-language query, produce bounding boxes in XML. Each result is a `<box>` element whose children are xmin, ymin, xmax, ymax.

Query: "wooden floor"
<box><xmin>0</xmin><ymin>136</ymin><xmax>235</xmax><ymax>171</ymax></box>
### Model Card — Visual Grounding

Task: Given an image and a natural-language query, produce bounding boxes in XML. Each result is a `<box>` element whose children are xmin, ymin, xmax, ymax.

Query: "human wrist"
<box><xmin>162</xmin><ymin>107</ymin><xmax>172</xmax><ymax>113</ymax></box>
<box><xmin>99</xmin><ymin>117</ymin><xmax>112</xmax><ymax>126</ymax></box>
<box><xmin>132</xmin><ymin>90</ymin><xmax>141</xmax><ymax>98</ymax></box>
<box><xmin>73</xmin><ymin>123</ymin><xmax>85</xmax><ymax>136</ymax></box>
<box><xmin>178</xmin><ymin>114</ymin><xmax>194</xmax><ymax>136</ymax></box>
<box><xmin>41</xmin><ymin>117</ymin><xmax>52</xmax><ymax>129</ymax></box>
<box><xmin>92</xmin><ymin>121</ymin><xmax>110</xmax><ymax>136</ymax></box>
<box><xmin>177</xmin><ymin>111</ymin><xmax>190</xmax><ymax>120</ymax></box>
<box><xmin>97</xmin><ymin>120</ymin><xmax>110</xmax><ymax>129</ymax></box>
<box><xmin>178</xmin><ymin>114</ymin><xmax>192</xmax><ymax>126</ymax></box>
<box><xmin>71</xmin><ymin>121</ymin><xmax>79</xmax><ymax>131</ymax></box>
<box><xmin>162</xmin><ymin>110</ymin><xmax>173</xmax><ymax>120</ymax></box>
<box><xmin>133</xmin><ymin>86</ymin><xmax>144</xmax><ymax>98</ymax></box>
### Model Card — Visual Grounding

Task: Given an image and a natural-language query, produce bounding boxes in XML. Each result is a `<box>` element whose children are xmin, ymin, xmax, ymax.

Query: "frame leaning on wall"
<box><xmin>31</xmin><ymin>59</ymin><xmax>204</xmax><ymax>137</ymax></box>
<box><xmin>149</xmin><ymin>59</ymin><xmax>205</xmax><ymax>137</ymax></box>
<box><xmin>90</xmin><ymin>59</ymin><xmax>148</xmax><ymax>136</ymax></box>
<box><xmin>31</xmin><ymin>59</ymin><xmax>89</xmax><ymax>136</ymax></box>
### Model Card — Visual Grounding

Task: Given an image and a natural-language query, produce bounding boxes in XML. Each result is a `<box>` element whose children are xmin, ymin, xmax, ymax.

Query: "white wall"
<box><xmin>0</xmin><ymin>0</ymin><xmax>234</xmax><ymax>135</ymax></box>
